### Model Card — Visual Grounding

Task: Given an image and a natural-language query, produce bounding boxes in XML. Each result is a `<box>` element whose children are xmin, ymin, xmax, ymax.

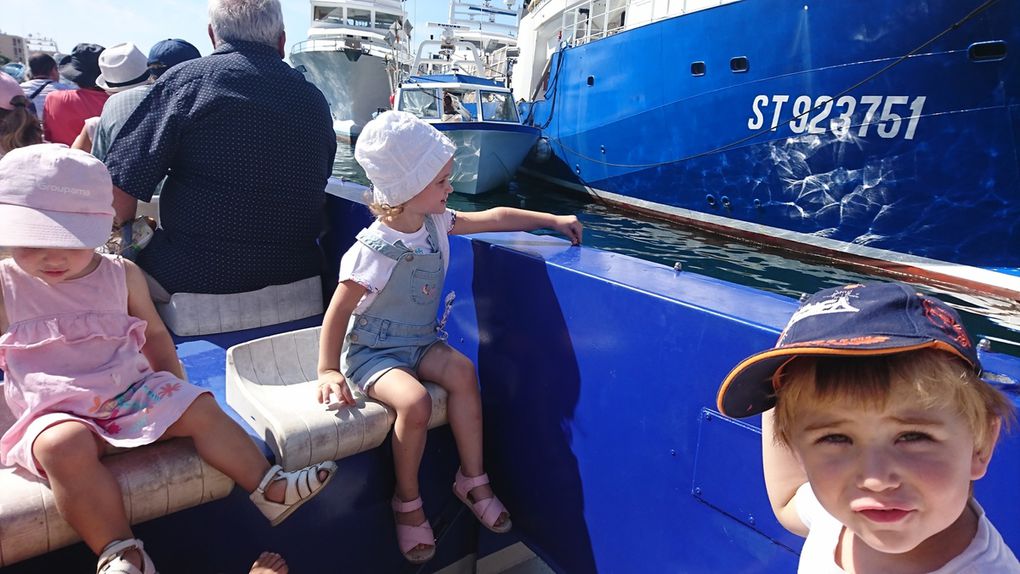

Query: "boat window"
<box><xmin>399</xmin><ymin>90</ymin><xmax>440</xmax><ymax>120</ymax></box>
<box><xmin>730</xmin><ymin>56</ymin><xmax>749</xmax><ymax>73</ymax></box>
<box><xmin>968</xmin><ymin>40</ymin><xmax>1007</xmax><ymax>62</ymax></box>
<box><xmin>607</xmin><ymin>0</ymin><xmax>627</xmax><ymax>35</ymax></box>
<box><xmin>375</xmin><ymin>11</ymin><xmax>401</xmax><ymax>31</ymax></box>
<box><xmin>481</xmin><ymin>91</ymin><xmax>518</xmax><ymax>122</ymax></box>
<box><xmin>313</xmin><ymin>6</ymin><xmax>343</xmax><ymax>24</ymax></box>
<box><xmin>691</xmin><ymin>61</ymin><xmax>706</xmax><ymax>76</ymax></box>
<box><xmin>347</xmin><ymin>8</ymin><xmax>371</xmax><ymax>27</ymax></box>
<box><xmin>590</xmin><ymin>0</ymin><xmax>607</xmax><ymax>41</ymax></box>
<box><xmin>441</xmin><ymin>90</ymin><xmax>478</xmax><ymax>121</ymax></box>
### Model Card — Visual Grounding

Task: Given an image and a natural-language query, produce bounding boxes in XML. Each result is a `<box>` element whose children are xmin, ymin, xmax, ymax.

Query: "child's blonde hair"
<box><xmin>368</xmin><ymin>199</ymin><xmax>404</xmax><ymax>218</ymax></box>
<box><xmin>773</xmin><ymin>349</ymin><xmax>1014</xmax><ymax>452</ymax></box>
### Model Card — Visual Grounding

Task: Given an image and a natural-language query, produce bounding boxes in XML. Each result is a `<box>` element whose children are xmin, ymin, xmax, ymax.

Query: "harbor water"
<box><xmin>332</xmin><ymin>144</ymin><xmax>1020</xmax><ymax>357</ymax></box>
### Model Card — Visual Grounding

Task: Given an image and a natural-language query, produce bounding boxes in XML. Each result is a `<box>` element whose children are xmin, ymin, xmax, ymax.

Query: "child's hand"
<box><xmin>554</xmin><ymin>215</ymin><xmax>583</xmax><ymax>245</ymax></box>
<box><xmin>316</xmin><ymin>370</ymin><xmax>355</xmax><ymax>407</ymax></box>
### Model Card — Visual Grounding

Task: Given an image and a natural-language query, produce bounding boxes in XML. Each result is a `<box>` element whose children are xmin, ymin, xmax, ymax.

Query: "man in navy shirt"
<box><xmin>106</xmin><ymin>0</ymin><xmax>337</xmax><ymax>298</ymax></box>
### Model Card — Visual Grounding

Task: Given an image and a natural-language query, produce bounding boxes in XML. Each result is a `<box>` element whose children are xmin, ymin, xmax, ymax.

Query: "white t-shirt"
<box><xmin>793</xmin><ymin>483</ymin><xmax>1020</xmax><ymax>573</ymax></box>
<box><xmin>338</xmin><ymin>210</ymin><xmax>455</xmax><ymax>313</ymax></box>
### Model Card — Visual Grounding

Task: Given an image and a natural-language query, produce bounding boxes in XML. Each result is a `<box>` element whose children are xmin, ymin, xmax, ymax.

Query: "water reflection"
<box><xmin>332</xmin><ymin>144</ymin><xmax>1020</xmax><ymax>356</ymax></box>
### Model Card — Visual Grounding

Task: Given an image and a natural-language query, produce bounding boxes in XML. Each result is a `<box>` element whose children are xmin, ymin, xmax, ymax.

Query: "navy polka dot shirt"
<box><xmin>105</xmin><ymin>40</ymin><xmax>337</xmax><ymax>294</ymax></box>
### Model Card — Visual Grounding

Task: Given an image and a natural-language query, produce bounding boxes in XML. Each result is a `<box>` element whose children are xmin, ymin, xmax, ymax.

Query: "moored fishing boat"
<box><xmin>397</xmin><ymin>39</ymin><xmax>540</xmax><ymax>194</ymax></box>
<box><xmin>515</xmin><ymin>0</ymin><xmax>1020</xmax><ymax>300</ymax></box>
<box><xmin>290</xmin><ymin>0</ymin><xmax>412</xmax><ymax>142</ymax></box>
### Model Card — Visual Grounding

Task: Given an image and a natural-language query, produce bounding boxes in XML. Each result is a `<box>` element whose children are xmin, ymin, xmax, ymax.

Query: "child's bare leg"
<box><xmin>368</xmin><ymin>369</ymin><xmax>432</xmax><ymax>542</ymax></box>
<box><xmin>32</xmin><ymin>422</ymin><xmax>140</xmax><ymax>567</ymax></box>
<box><xmin>418</xmin><ymin>343</ymin><xmax>508</xmax><ymax>527</ymax></box>
<box><xmin>161</xmin><ymin>394</ymin><xmax>326</xmax><ymax>502</ymax></box>
<box><xmin>418</xmin><ymin>343</ymin><xmax>483</xmax><ymax>474</ymax></box>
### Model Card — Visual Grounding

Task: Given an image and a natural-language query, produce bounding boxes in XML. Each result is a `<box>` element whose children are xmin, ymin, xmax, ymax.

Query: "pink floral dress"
<box><xmin>0</xmin><ymin>255</ymin><xmax>206</xmax><ymax>477</ymax></box>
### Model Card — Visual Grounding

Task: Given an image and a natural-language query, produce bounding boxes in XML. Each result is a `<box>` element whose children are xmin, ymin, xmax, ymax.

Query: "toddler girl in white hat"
<box><xmin>0</xmin><ymin>145</ymin><xmax>336</xmax><ymax>574</ymax></box>
<box><xmin>316</xmin><ymin>111</ymin><xmax>582</xmax><ymax>564</ymax></box>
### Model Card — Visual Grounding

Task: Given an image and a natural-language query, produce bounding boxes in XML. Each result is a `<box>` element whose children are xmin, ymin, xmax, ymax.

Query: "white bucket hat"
<box><xmin>0</xmin><ymin>144</ymin><xmax>115</xmax><ymax>249</ymax></box>
<box><xmin>354</xmin><ymin>111</ymin><xmax>456</xmax><ymax>206</ymax></box>
<box><xmin>95</xmin><ymin>43</ymin><xmax>150</xmax><ymax>93</ymax></box>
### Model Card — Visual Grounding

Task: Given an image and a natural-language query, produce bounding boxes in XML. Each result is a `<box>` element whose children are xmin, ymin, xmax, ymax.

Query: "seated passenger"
<box><xmin>105</xmin><ymin>0</ymin><xmax>336</xmax><ymax>300</ymax></box>
<box><xmin>42</xmin><ymin>43</ymin><xmax>109</xmax><ymax>146</ymax></box>
<box><xmin>19</xmin><ymin>53</ymin><xmax>73</xmax><ymax>122</ymax></box>
<box><xmin>316</xmin><ymin>111</ymin><xmax>583</xmax><ymax>564</ymax></box>
<box><xmin>0</xmin><ymin>71</ymin><xmax>43</xmax><ymax>157</ymax></box>
<box><xmin>71</xmin><ymin>42</ymin><xmax>153</xmax><ymax>154</ymax></box>
<box><xmin>0</xmin><ymin>145</ymin><xmax>337</xmax><ymax>574</ymax></box>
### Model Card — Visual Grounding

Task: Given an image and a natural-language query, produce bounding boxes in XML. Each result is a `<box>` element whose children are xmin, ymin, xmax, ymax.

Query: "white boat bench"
<box><xmin>226</xmin><ymin>326</ymin><xmax>449</xmax><ymax>471</ymax></box>
<box><xmin>158</xmin><ymin>276</ymin><xmax>324</xmax><ymax>337</ymax></box>
<box><xmin>0</xmin><ymin>389</ymin><xmax>233</xmax><ymax>567</ymax></box>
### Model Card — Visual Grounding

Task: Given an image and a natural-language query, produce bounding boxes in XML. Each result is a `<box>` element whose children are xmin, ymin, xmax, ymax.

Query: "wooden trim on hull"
<box><xmin>519</xmin><ymin>169</ymin><xmax>1020</xmax><ymax>302</ymax></box>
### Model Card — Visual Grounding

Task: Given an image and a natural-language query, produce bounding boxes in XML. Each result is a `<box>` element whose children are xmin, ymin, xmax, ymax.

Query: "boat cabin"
<box><xmin>306</xmin><ymin>0</ymin><xmax>405</xmax><ymax>37</ymax></box>
<box><xmin>398</xmin><ymin>75</ymin><xmax>521</xmax><ymax>124</ymax></box>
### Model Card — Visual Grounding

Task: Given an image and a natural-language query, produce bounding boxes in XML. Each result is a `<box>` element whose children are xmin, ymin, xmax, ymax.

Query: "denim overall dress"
<box><xmin>341</xmin><ymin>217</ymin><xmax>454</xmax><ymax>391</ymax></box>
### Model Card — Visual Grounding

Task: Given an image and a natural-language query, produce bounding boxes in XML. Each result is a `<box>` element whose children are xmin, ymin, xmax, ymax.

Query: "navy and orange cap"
<box><xmin>716</xmin><ymin>282</ymin><xmax>980</xmax><ymax>418</ymax></box>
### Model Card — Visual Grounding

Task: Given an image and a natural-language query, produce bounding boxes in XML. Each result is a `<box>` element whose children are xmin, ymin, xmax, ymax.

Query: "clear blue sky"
<box><xmin>2</xmin><ymin>1</ymin><xmax>450</xmax><ymax>60</ymax></box>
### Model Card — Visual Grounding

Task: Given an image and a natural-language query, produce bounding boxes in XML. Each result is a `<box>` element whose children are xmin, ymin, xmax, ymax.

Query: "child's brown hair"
<box><xmin>0</xmin><ymin>97</ymin><xmax>43</xmax><ymax>152</ymax></box>
<box><xmin>773</xmin><ymin>349</ymin><xmax>1015</xmax><ymax>452</ymax></box>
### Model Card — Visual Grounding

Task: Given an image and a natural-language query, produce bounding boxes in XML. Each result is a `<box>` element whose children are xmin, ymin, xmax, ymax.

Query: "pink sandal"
<box><xmin>391</xmin><ymin>496</ymin><xmax>436</xmax><ymax>564</ymax></box>
<box><xmin>453</xmin><ymin>468</ymin><xmax>512</xmax><ymax>533</ymax></box>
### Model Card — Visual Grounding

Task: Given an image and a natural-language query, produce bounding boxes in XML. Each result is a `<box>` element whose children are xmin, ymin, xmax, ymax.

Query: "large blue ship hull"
<box><xmin>523</xmin><ymin>0</ymin><xmax>1020</xmax><ymax>280</ymax></box>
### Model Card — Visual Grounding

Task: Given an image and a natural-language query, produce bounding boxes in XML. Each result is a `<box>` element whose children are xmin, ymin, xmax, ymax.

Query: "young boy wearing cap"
<box><xmin>716</xmin><ymin>282</ymin><xmax>1019</xmax><ymax>572</ymax></box>
<box><xmin>315</xmin><ymin>111</ymin><xmax>582</xmax><ymax>563</ymax></box>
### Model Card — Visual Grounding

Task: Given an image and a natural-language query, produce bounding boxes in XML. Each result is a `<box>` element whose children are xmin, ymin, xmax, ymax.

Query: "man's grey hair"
<box><xmin>208</xmin><ymin>0</ymin><xmax>284</xmax><ymax>47</ymax></box>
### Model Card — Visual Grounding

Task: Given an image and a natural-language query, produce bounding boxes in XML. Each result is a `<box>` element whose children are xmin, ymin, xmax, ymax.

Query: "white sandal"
<box><xmin>96</xmin><ymin>538</ymin><xmax>157</xmax><ymax>574</ymax></box>
<box><xmin>250</xmin><ymin>461</ymin><xmax>338</xmax><ymax>526</ymax></box>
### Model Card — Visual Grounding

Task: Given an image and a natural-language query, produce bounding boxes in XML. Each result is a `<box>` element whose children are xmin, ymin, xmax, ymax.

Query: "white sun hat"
<box><xmin>95</xmin><ymin>42</ymin><xmax>151</xmax><ymax>93</ymax></box>
<box><xmin>354</xmin><ymin>111</ymin><xmax>456</xmax><ymax>206</ymax></box>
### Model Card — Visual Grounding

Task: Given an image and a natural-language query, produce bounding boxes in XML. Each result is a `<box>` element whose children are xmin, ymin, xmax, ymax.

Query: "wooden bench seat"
<box><xmin>158</xmin><ymin>276</ymin><xmax>324</xmax><ymax>337</ymax></box>
<box><xmin>0</xmin><ymin>389</ymin><xmax>233</xmax><ymax>567</ymax></box>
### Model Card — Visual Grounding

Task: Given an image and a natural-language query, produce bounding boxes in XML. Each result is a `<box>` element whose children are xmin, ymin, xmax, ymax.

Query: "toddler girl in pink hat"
<box><xmin>0</xmin><ymin>144</ymin><xmax>337</xmax><ymax>574</ymax></box>
<box><xmin>315</xmin><ymin>111</ymin><xmax>583</xmax><ymax>564</ymax></box>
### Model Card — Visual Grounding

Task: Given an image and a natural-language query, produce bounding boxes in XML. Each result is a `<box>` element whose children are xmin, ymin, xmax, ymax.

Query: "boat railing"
<box><xmin>291</xmin><ymin>36</ymin><xmax>388</xmax><ymax>56</ymax></box>
<box><xmin>412</xmin><ymin>38</ymin><xmax>487</xmax><ymax>78</ymax></box>
<box><xmin>558</xmin><ymin>0</ymin><xmax>740</xmax><ymax>48</ymax></box>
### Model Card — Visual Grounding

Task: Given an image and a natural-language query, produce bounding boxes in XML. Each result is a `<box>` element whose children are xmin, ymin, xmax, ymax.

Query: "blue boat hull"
<box><xmin>437</xmin><ymin>123</ymin><xmax>541</xmax><ymax>194</ymax></box>
<box><xmin>523</xmin><ymin>0</ymin><xmax>1020</xmax><ymax>281</ymax></box>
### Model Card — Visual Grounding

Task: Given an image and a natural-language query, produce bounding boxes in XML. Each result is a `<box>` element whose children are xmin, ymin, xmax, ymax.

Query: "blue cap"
<box><xmin>716</xmin><ymin>282</ymin><xmax>980</xmax><ymax>418</ymax></box>
<box><xmin>147</xmin><ymin>39</ymin><xmax>201</xmax><ymax>77</ymax></box>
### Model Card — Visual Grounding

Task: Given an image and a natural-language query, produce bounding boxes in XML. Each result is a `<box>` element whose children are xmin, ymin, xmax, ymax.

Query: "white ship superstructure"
<box><xmin>290</xmin><ymin>0</ymin><xmax>413</xmax><ymax>141</ymax></box>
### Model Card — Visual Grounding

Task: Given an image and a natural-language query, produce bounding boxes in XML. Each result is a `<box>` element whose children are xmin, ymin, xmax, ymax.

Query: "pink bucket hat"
<box><xmin>0</xmin><ymin>144</ymin><xmax>115</xmax><ymax>249</ymax></box>
<box><xmin>354</xmin><ymin>111</ymin><xmax>456</xmax><ymax>206</ymax></box>
<box><xmin>0</xmin><ymin>70</ymin><xmax>22</xmax><ymax>110</ymax></box>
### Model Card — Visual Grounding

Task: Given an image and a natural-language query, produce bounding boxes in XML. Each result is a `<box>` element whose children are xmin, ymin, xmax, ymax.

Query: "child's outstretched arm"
<box><xmin>761</xmin><ymin>409</ymin><xmax>809</xmax><ymax>536</ymax></box>
<box><xmin>316</xmin><ymin>280</ymin><xmax>367</xmax><ymax>406</ymax></box>
<box><xmin>125</xmin><ymin>260</ymin><xmax>185</xmax><ymax>379</ymax></box>
<box><xmin>451</xmin><ymin>207</ymin><xmax>583</xmax><ymax>245</ymax></box>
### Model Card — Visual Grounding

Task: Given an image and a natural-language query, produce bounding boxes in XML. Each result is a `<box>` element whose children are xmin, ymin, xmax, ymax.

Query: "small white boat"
<box><xmin>290</xmin><ymin>0</ymin><xmax>412</xmax><ymax>142</ymax></box>
<box><xmin>396</xmin><ymin>39</ymin><xmax>539</xmax><ymax>195</ymax></box>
